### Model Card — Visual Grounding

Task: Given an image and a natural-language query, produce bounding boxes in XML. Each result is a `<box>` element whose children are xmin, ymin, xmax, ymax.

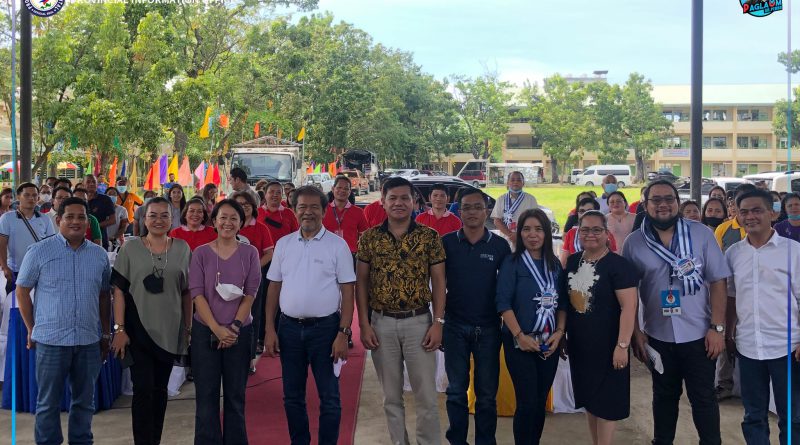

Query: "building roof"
<box><xmin>651</xmin><ymin>84</ymin><xmax>798</xmax><ymax>107</ymax></box>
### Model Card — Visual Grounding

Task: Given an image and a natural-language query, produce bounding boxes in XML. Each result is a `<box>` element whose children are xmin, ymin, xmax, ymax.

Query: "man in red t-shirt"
<box><xmin>415</xmin><ymin>183</ymin><xmax>462</xmax><ymax>236</ymax></box>
<box><xmin>363</xmin><ymin>200</ymin><xmax>386</xmax><ymax>227</ymax></box>
<box><xmin>322</xmin><ymin>176</ymin><xmax>369</xmax><ymax>253</ymax></box>
<box><xmin>258</xmin><ymin>181</ymin><xmax>299</xmax><ymax>243</ymax></box>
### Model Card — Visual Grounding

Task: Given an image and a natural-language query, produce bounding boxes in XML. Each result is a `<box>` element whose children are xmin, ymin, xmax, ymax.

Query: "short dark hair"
<box><xmin>57</xmin><ymin>197</ymin><xmax>88</xmax><ymax>218</ymax></box>
<box><xmin>0</xmin><ymin>187</ymin><xmax>13</xmax><ymax>199</ymax></box>
<box><xmin>73</xmin><ymin>187</ymin><xmax>88</xmax><ymax>195</ymax></box>
<box><xmin>781</xmin><ymin>192</ymin><xmax>800</xmax><ymax>215</ymax></box>
<box><xmin>231</xmin><ymin>190</ymin><xmax>259</xmax><ymax>219</ymax></box>
<box><xmin>284</xmin><ymin>182</ymin><xmax>295</xmax><ymax>189</ymax></box>
<box><xmin>54</xmin><ymin>178</ymin><xmax>72</xmax><ymax>189</ymax></box>
<box><xmin>382</xmin><ymin>176</ymin><xmax>413</xmax><ymax>196</ymax></box>
<box><xmin>708</xmin><ymin>185</ymin><xmax>725</xmax><ymax>198</ymax></box>
<box><xmin>429</xmin><ymin>183</ymin><xmax>448</xmax><ymax>198</ymax></box>
<box><xmin>144</xmin><ymin>196</ymin><xmax>171</xmax><ymax>216</ymax></box>
<box><xmin>578</xmin><ymin>197</ymin><xmax>600</xmax><ymax>210</ymax></box>
<box><xmin>605</xmin><ymin>190</ymin><xmax>627</xmax><ymax>205</ymax></box>
<box><xmin>734</xmin><ymin>183</ymin><xmax>757</xmax><ymax>198</ymax></box>
<box><xmin>230</xmin><ymin>167</ymin><xmax>248</xmax><ymax>183</ymax></box>
<box><xmin>211</xmin><ymin>199</ymin><xmax>246</xmax><ymax>229</ymax></box>
<box><xmin>16</xmin><ymin>182</ymin><xmax>38</xmax><ymax>195</ymax></box>
<box><xmin>578</xmin><ymin>209</ymin><xmax>608</xmax><ymax>230</ymax></box>
<box><xmin>291</xmin><ymin>185</ymin><xmax>328</xmax><ymax>209</ymax></box>
<box><xmin>266</xmin><ymin>181</ymin><xmax>283</xmax><ymax>191</ymax></box>
<box><xmin>679</xmin><ymin>200</ymin><xmax>701</xmax><ymax>213</ymax></box>
<box><xmin>644</xmin><ymin>180</ymin><xmax>679</xmax><ymax>202</ymax></box>
<box><xmin>52</xmin><ymin>186</ymin><xmax>72</xmax><ymax>197</ymax></box>
<box><xmin>105</xmin><ymin>187</ymin><xmax>119</xmax><ymax>196</ymax></box>
<box><xmin>736</xmin><ymin>189</ymin><xmax>773</xmax><ymax>210</ymax></box>
<box><xmin>574</xmin><ymin>191</ymin><xmax>594</xmax><ymax>209</ymax></box>
<box><xmin>46</xmin><ymin>176</ymin><xmax>57</xmax><ymax>183</ymax></box>
<box><xmin>180</xmin><ymin>198</ymin><xmax>209</xmax><ymax>226</ymax></box>
<box><xmin>458</xmin><ymin>187</ymin><xmax>487</xmax><ymax>206</ymax></box>
<box><xmin>333</xmin><ymin>175</ymin><xmax>351</xmax><ymax>189</ymax></box>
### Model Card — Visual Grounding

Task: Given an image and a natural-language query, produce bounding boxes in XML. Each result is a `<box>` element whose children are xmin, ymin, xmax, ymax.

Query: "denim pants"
<box><xmin>648</xmin><ymin>337</ymin><xmax>720</xmax><ymax>445</ymax></box>
<box><xmin>35</xmin><ymin>342</ymin><xmax>102</xmax><ymax>445</ymax></box>
<box><xmin>502</xmin><ymin>331</ymin><xmax>559</xmax><ymax>445</ymax></box>
<box><xmin>738</xmin><ymin>353</ymin><xmax>800</xmax><ymax>445</ymax></box>
<box><xmin>129</xmin><ymin>341</ymin><xmax>173</xmax><ymax>445</ymax></box>
<box><xmin>443</xmin><ymin>320</ymin><xmax>500</xmax><ymax>445</ymax></box>
<box><xmin>278</xmin><ymin>313</ymin><xmax>341</xmax><ymax>445</ymax></box>
<box><xmin>192</xmin><ymin>322</ymin><xmax>252</xmax><ymax>445</ymax></box>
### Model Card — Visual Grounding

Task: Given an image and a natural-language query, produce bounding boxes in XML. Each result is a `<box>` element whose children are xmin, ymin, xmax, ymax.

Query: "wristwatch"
<box><xmin>617</xmin><ymin>342</ymin><xmax>629</xmax><ymax>349</ymax></box>
<box><xmin>113</xmin><ymin>324</ymin><xmax>125</xmax><ymax>333</ymax></box>
<box><xmin>435</xmin><ymin>317</ymin><xmax>445</xmax><ymax>325</ymax></box>
<box><xmin>710</xmin><ymin>324</ymin><xmax>725</xmax><ymax>334</ymax></box>
<box><xmin>338</xmin><ymin>327</ymin><xmax>352</xmax><ymax>336</ymax></box>
<box><xmin>232</xmin><ymin>320</ymin><xmax>243</xmax><ymax>329</ymax></box>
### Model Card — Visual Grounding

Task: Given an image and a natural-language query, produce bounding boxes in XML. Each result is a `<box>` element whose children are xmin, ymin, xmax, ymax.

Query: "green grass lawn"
<box><xmin>484</xmin><ymin>185</ymin><xmax>641</xmax><ymax>227</ymax></box>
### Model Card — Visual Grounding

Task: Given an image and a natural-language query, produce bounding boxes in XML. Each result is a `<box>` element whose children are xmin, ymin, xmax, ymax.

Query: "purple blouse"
<box><xmin>189</xmin><ymin>242</ymin><xmax>262</xmax><ymax>326</ymax></box>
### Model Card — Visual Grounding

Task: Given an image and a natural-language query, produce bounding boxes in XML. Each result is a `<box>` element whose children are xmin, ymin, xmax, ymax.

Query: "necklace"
<box><xmin>145</xmin><ymin>236</ymin><xmax>171</xmax><ymax>262</ymax></box>
<box><xmin>580</xmin><ymin>247</ymin><xmax>609</xmax><ymax>264</ymax></box>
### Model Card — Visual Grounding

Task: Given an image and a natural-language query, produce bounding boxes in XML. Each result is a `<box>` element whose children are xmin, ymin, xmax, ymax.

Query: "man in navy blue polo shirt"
<box><xmin>441</xmin><ymin>187</ymin><xmax>511</xmax><ymax>445</ymax></box>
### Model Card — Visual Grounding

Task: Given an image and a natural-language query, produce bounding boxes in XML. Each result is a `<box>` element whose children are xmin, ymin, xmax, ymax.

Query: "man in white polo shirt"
<box><xmin>725</xmin><ymin>189</ymin><xmax>800</xmax><ymax>445</ymax></box>
<box><xmin>264</xmin><ymin>185</ymin><xmax>356</xmax><ymax>445</ymax></box>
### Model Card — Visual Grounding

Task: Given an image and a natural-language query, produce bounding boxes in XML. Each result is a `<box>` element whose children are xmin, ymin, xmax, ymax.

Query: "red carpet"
<box><xmin>244</xmin><ymin>320</ymin><xmax>366</xmax><ymax>445</ymax></box>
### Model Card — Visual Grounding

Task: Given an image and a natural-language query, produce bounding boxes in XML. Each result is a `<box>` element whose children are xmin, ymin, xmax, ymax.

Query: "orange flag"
<box><xmin>178</xmin><ymin>156</ymin><xmax>192</xmax><ymax>186</ymax></box>
<box><xmin>204</xmin><ymin>162</ymin><xmax>214</xmax><ymax>186</ymax></box>
<box><xmin>328</xmin><ymin>162</ymin><xmax>337</xmax><ymax>176</ymax></box>
<box><xmin>144</xmin><ymin>160</ymin><xmax>158</xmax><ymax>191</ymax></box>
<box><xmin>306</xmin><ymin>164</ymin><xmax>313</xmax><ymax>174</ymax></box>
<box><xmin>219</xmin><ymin>113</ymin><xmax>229</xmax><ymax>129</ymax></box>
<box><xmin>212</xmin><ymin>164</ymin><xmax>221</xmax><ymax>186</ymax></box>
<box><xmin>108</xmin><ymin>157</ymin><xmax>118</xmax><ymax>183</ymax></box>
<box><xmin>254</xmin><ymin>122</ymin><xmax>260</xmax><ymax>138</ymax></box>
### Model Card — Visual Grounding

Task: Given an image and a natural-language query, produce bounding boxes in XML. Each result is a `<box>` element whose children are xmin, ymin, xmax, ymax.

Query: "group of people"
<box><xmin>1</xmin><ymin>166</ymin><xmax>799</xmax><ymax>445</ymax></box>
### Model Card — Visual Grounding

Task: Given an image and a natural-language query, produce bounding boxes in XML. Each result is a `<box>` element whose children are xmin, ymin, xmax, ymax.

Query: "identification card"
<box><xmin>660</xmin><ymin>289</ymin><xmax>682</xmax><ymax>316</ymax></box>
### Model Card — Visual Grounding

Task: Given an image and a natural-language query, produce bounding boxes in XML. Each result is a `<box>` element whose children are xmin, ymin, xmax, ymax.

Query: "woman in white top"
<box><xmin>605</xmin><ymin>191</ymin><xmax>635</xmax><ymax>254</ymax></box>
<box><xmin>104</xmin><ymin>187</ymin><xmax>129</xmax><ymax>249</ymax></box>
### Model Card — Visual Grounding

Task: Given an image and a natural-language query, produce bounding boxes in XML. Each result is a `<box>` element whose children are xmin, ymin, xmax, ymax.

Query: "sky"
<box><xmin>281</xmin><ymin>0</ymin><xmax>800</xmax><ymax>87</ymax></box>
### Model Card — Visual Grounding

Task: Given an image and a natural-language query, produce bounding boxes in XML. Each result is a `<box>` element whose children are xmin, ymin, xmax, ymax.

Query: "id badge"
<box><xmin>660</xmin><ymin>289</ymin><xmax>682</xmax><ymax>316</ymax></box>
<box><xmin>508</xmin><ymin>221</ymin><xmax>517</xmax><ymax>232</ymax></box>
<box><xmin>335</xmin><ymin>229</ymin><xmax>344</xmax><ymax>238</ymax></box>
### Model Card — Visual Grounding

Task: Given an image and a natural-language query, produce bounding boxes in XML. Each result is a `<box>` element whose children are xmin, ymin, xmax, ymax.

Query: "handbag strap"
<box><xmin>17</xmin><ymin>210</ymin><xmax>40</xmax><ymax>242</ymax></box>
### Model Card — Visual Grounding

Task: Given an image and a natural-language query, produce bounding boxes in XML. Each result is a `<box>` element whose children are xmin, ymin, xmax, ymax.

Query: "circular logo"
<box><xmin>674</xmin><ymin>258</ymin><xmax>696</xmax><ymax>278</ymax></box>
<box><xmin>740</xmin><ymin>0</ymin><xmax>782</xmax><ymax>17</ymax></box>
<box><xmin>24</xmin><ymin>0</ymin><xmax>64</xmax><ymax>18</ymax></box>
<box><xmin>540</xmin><ymin>292</ymin><xmax>556</xmax><ymax>309</ymax></box>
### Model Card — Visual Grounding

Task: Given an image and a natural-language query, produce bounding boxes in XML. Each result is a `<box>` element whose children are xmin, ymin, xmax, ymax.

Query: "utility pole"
<box><xmin>689</xmin><ymin>0</ymin><xmax>703</xmax><ymax>202</ymax></box>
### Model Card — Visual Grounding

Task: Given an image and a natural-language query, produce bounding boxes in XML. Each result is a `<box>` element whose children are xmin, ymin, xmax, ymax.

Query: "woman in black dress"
<box><xmin>565</xmin><ymin>210</ymin><xmax>637</xmax><ymax>445</ymax></box>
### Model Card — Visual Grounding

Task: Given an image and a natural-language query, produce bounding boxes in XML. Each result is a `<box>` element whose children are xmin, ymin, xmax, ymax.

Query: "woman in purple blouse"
<box><xmin>190</xmin><ymin>199</ymin><xmax>261</xmax><ymax>444</ymax></box>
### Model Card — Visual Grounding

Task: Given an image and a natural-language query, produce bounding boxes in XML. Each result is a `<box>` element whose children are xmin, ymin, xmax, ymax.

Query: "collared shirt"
<box><xmin>266</xmin><ymin>227</ymin><xmax>356</xmax><ymax>318</ymax></box>
<box><xmin>0</xmin><ymin>210</ymin><xmax>55</xmax><ymax>272</ymax></box>
<box><xmin>117</xmin><ymin>192</ymin><xmax>143</xmax><ymax>223</ymax></box>
<box><xmin>258</xmin><ymin>205</ymin><xmax>300</xmax><ymax>243</ymax></box>
<box><xmin>725</xmin><ymin>231</ymin><xmax>800</xmax><ymax>360</ymax></box>
<box><xmin>357</xmin><ymin>220</ymin><xmax>446</xmax><ymax>311</ymax></box>
<box><xmin>16</xmin><ymin>233</ymin><xmax>110</xmax><ymax>346</ymax></box>
<box><xmin>442</xmin><ymin>229</ymin><xmax>510</xmax><ymax>326</ymax></box>
<box><xmin>88</xmin><ymin>193</ymin><xmax>115</xmax><ymax>248</ymax></box>
<box><xmin>489</xmin><ymin>192</ymin><xmax>538</xmax><ymax>230</ymax></box>
<box><xmin>363</xmin><ymin>200</ymin><xmax>387</xmax><ymax>227</ymax></box>
<box><xmin>322</xmin><ymin>201</ymin><xmax>369</xmax><ymax>253</ymax></box>
<box><xmin>496</xmin><ymin>255</ymin><xmax>568</xmax><ymax>334</ymax></box>
<box><xmin>415</xmin><ymin>209</ymin><xmax>463</xmax><ymax>237</ymax></box>
<box><xmin>622</xmin><ymin>219</ymin><xmax>731</xmax><ymax>344</ymax></box>
<box><xmin>714</xmin><ymin>218</ymin><xmax>745</xmax><ymax>252</ymax></box>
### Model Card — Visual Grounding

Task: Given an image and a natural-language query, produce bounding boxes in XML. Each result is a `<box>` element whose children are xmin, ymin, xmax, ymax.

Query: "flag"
<box><xmin>70</xmin><ymin>135</ymin><xmax>78</xmax><ymax>149</ymax></box>
<box><xmin>306</xmin><ymin>164</ymin><xmax>313</xmax><ymax>174</ymax></box>
<box><xmin>329</xmin><ymin>162</ymin><xmax>337</xmax><ymax>176</ymax></box>
<box><xmin>144</xmin><ymin>160</ymin><xmax>159</xmax><ymax>191</ymax></box>
<box><xmin>120</xmin><ymin>159</ymin><xmax>127</xmax><ymax>178</ymax></box>
<box><xmin>268</xmin><ymin>100</ymin><xmax>273</xmax><ymax>109</ymax></box>
<box><xmin>313</xmin><ymin>162</ymin><xmax>321</xmax><ymax>174</ymax></box>
<box><xmin>87</xmin><ymin>155</ymin><xmax>93</xmax><ymax>178</ymax></box>
<box><xmin>212</xmin><ymin>163</ymin><xmax>221</xmax><ymax>186</ymax></box>
<box><xmin>321</xmin><ymin>163</ymin><xmax>327</xmax><ymax>173</ymax></box>
<box><xmin>93</xmin><ymin>154</ymin><xmax>101</xmax><ymax>176</ymax></box>
<box><xmin>178</xmin><ymin>156</ymin><xmax>192</xmax><ymax>186</ymax></box>
<box><xmin>194</xmin><ymin>161</ymin><xmax>206</xmax><ymax>185</ymax></box>
<box><xmin>254</xmin><ymin>122</ymin><xmax>260</xmax><ymax>138</ymax></box>
<box><xmin>167</xmin><ymin>154</ymin><xmax>179</xmax><ymax>179</ymax></box>
<box><xmin>129</xmin><ymin>162</ymin><xmax>138</xmax><ymax>193</ymax></box>
<box><xmin>297</xmin><ymin>127</ymin><xmax>305</xmax><ymax>141</ymax></box>
<box><xmin>113</xmin><ymin>136</ymin><xmax>120</xmax><ymax>149</ymax></box>
<box><xmin>277</xmin><ymin>129</ymin><xmax>282</xmax><ymax>140</ymax></box>
<box><xmin>199</xmin><ymin>106</ymin><xmax>212</xmax><ymax>139</ymax></box>
<box><xmin>159</xmin><ymin>155</ymin><xmax>168</xmax><ymax>184</ymax></box>
<box><xmin>204</xmin><ymin>162</ymin><xmax>214</xmax><ymax>186</ymax></box>
<box><xmin>219</xmin><ymin>113</ymin><xmax>229</xmax><ymax>129</ymax></box>
<box><xmin>108</xmin><ymin>157</ymin><xmax>118</xmax><ymax>183</ymax></box>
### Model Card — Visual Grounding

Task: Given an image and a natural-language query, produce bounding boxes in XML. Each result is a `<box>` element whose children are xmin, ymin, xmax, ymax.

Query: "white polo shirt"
<box><xmin>266</xmin><ymin>226</ymin><xmax>356</xmax><ymax>318</ymax></box>
<box><xmin>725</xmin><ymin>231</ymin><xmax>800</xmax><ymax>360</ymax></box>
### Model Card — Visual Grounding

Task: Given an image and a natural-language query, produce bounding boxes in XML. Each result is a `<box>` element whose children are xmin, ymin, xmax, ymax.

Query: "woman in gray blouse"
<box><xmin>110</xmin><ymin>197</ymin><xmax>192</xmax><ymax>445</ymax></box>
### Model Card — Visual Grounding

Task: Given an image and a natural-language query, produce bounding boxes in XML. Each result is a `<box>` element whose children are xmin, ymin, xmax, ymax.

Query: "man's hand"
<box><xmin>632</xmin><ymin>329</ymin><xmax>648</xmax><ymax>363</ymax></box>
<box><xmin>26</xmin><ymin>331</ymin><xmax>35</xmax><ymax>350</ymax></box>
<box><xmin>705</xmin><ymin>329</ymin><xmax>725</xmax><ymax>360</ymax></box>
<box><xmin>331</xmin><ymin>332</ymin><xmax>349</xmax><ymax>361</ymax></box>
<box><xmin>2</xmin><ymin>266</ymin><xmax>12</xmax><ymax>282</ymax></box>
<box><xmin>422</xmin><ymin>323</ymin><xmax>442</xmax><ymax>352</ymax></box>
<box><xmin>111</xmin><ymin>331</ymin><xmax>130</xmax><ymax>358</ymax></box>
<box><xmin>264</xmin><ymin>328</ymin><xmax>279</xmax><ymax>357</ymax></box>
<box><xmin>360</xmin><ymin>324</ymin><xmax>380</xmax><ymax>350</ymax></box>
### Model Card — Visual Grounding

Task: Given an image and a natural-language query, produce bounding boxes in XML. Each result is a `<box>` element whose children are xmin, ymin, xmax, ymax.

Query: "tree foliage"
<box><xmin>773</xmin><ymin>85</ymin><xmax>800</xmax><ymax>149</ymax></box>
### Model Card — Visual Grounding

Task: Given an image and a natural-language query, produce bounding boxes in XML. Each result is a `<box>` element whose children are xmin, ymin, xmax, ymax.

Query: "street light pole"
<box><xmin>20</xmin><ymin>7</ymin><xmax>32</xmax><ymax>182</ymax></box>
<box><xmin>690</xmin><ymin>0</ymin><xmax>703</xmax><ymax>203</ymax></box>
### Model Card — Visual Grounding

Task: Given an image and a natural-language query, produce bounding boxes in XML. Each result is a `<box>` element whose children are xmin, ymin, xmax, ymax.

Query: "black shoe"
<box><xmin>256</xmin><ymin>343</ymin><xmax>264</xmax><ymax>355</ymax></box>
<box><xmin>348</xmin><ymin>337</ymin><xmax>354</xmax><ymax>349</ymax></box>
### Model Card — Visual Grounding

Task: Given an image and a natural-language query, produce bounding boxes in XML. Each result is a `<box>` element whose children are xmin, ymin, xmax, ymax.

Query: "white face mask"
<box><xmin>215</xmin><ymin>282</ymin><xmax>245</xmax><ymax>302</ymax></box>
<box><xmin>40</xmin><ymin>193</ymin><xmax>51</xmax><ymax>202</ymax></box>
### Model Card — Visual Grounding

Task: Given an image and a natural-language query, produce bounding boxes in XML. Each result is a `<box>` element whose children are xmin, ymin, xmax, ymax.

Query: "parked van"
<box><xmin>743</xmin><ymin>171</ymin><xmax>800</xmax><ymax>193</ymax></box>
<box><xmin>574</xmin><ymin>164</ymin><xmax>633</xmax><ymax>187</ymax></box>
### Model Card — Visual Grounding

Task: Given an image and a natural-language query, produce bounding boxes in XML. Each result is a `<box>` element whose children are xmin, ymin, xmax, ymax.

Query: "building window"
<box><xmin>703</xmin><ymin>110</ymin><xmax>727</xmax><ymax>121</ymax></box>
<box><xmin>662</xmin><ymin>110</ymin><xmax>690</xmax><ymax>122</ymax></box>
<box><xmin>702</xmin><ymin>136</ymin><xmax>727</xmax><ymax>149</ymax></box>
<box><xmin>737</xmin><ymin>136</ymin><xmax>748</xmax><ymax>149</ymax></box>
<box><xmin>737</xmin><ymin>108</ymin><xmax>770</xmax><ymax>121</ymax></box>
<box><xmin>779</xmin><ymin>138</ymin><xmax>789</xmax><ymax>149</ymax></box>
<box><xmin>664</xmin><ymin>137</ymin><xmax>689</xmax><ymax>148</ymax></box>
<box><xmin>506</xmin><ymin>135</ymin><xmax>534</xmax><ymax>149</ymax></box>
<box><xmin>750</xmin><ymin>136</ymin><xmax>768</xmax><ymax>149</ymax></box>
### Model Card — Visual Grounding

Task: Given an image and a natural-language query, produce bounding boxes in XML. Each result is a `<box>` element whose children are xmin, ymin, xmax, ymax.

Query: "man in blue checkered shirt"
<box><xmin>16</xmin><ymin>197</ymin><xmax>111</xmax><ymax>445</ymax></box>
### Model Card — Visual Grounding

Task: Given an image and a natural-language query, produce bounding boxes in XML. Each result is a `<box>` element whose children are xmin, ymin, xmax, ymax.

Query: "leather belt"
<box><xmin>375</xmin><ymin>306</ymin><xmax>429</xmax><ymax>319</ymax></box>
<box><xmin>280</xmin><ymin>312</ymin><xmax>339</xmax><ymax>325</ymax></box>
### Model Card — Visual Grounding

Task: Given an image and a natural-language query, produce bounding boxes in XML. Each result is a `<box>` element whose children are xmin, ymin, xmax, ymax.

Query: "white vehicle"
<box><xmin>305</xmin><ymin>173</ymin><xmax>334</xmax><ymax>193</ymax></box>
<box><xmin>569</xmin><ymin>169</ymin><xmax>583</xmax><ymax>184</ymax></box>
<box><xmin>678</xmin><ymin>177</ymin><xmax>751</xmax><ymax>205</ymax></box>
<box><xmin>391</xmin><ymin>169</ymin><xmax>425</xmax><ymax>178</ymax></box>
<box><xmin>743</xmin><ymin>171</ymin><xmax>800</xmax><ymax>193</ymax></box>
<box><xmin>574</xmin><ymin>164</ymin><xmax>632</xmax><ymax>187</ymax></box>
<box><xmin>230</xmin><ymin>136</ymin><xmax>304</xmax><ymax>186</ymax></box>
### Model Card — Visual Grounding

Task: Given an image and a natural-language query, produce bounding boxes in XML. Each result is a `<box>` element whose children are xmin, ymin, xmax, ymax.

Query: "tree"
<box><xmin>619</xmin><ymin>73</ymin><xmax>672</xmax><ymax>183</ymax></box>
<box><xmin>450</xmin><ymin>72</ymin><xmax>512</xmax><ymax>160</ymax></box>
<box><xmin>773</xmin><ymin>85</ymin><xmax>800</xmax><ymax>149</ymax></box>
<box><xmin>587</xmin><ymin>81</ymin><xmax>629</xmax><ymax>164</ymax></box>
<box><xmin>778</xmin><ymin>49</ymin><xmax>800</xmax><ymax>74</ymax></box>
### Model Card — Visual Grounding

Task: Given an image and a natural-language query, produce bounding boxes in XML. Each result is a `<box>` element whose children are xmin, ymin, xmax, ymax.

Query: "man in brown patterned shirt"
<box><xmin>357</xmin><ymin>176</ymin><xmax>446</xmax><ymax>445</ymax></box>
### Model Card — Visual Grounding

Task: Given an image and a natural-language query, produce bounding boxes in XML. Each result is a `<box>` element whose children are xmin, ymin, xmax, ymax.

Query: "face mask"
<box><xmin>604</xmin><ymin>184</ymin><xmax>618</xmax><ymax>194</ymax></box>
<box><xmin>40</xmin><ymin>193</ymin><xmax>51</xmax><ymax>202</ymax></box>
<box><xmin>144</xmin><ymin>198</ymin><xmax>153</xmax><ymax>205</ymax></box>
<box><xmin>508</xmin><ymin>187</ymin><xmax>522</xmax><ymax>194</ymax></box>
<box><xmin>788</xmin><ymin>214</ymin><xmax>800</xmax><ymax>221</ymax></box>
<box><xmin>117</xmin><ymin>186</ymin><xmax>127</xmax><ymax>193</ymax></box>
<box><xmin>651</xmin><ymin>214</ymin><xmax>680</xmax><ymax>231</ymax></box>
<box><xmin>216</xmin><ymin>282</ymin><xmax>245</xmax><ymax>302</ymax></box>
<box><xmin>703</xmin><ymin>216</ymin><xmax>724</xmax><ymax>228</ymax></box>
<box><xmin>143</xmin><ymin>270</ymin><xmax>164</xmax><ymax>294</ymax></box>
<box><xmin>773</xmin><ymin>202</ymin><xmax>781</xmax><ymax>213</ymax></box>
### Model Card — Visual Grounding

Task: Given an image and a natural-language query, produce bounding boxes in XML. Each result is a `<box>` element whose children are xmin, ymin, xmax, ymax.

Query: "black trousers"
<box><xmin>129</xmin><ymin>341</ymin><xmax>174</xmax><ymax>445</ymax></box>
<box><xmin>648</xmin><ymin>336</ymin><xmax>720</xmax><ymax>445</ymax></box>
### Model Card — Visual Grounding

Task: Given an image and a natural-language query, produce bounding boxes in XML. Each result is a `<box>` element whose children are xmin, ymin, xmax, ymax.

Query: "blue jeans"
<box><xmin>443</xmin><ymin>320</ymin><xmax>500</xmax><ymax>445</ymax></box>
<box><xmin>278</xmin><ymin>313</ymin><xmax>341</xmax><ymax>445</ymax></box>
<box><xmin>35</xmin><ymin>342</ymin><xmax>102</xmax><ymax>445</ymax></box>
<box><xmin>192</xmin><ymin>323</ymin><xmax>252</xmax><ymax>445</ymax></box>
<box><xmin>738</xmin><ymin>353</ymin><xmax>800</xmax><ymax>445</ymax></box>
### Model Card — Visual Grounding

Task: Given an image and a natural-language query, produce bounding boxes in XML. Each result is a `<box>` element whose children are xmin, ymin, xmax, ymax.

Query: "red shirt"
<box><xmin>629</xmin><ymin>201</ymin><xmax>641</xmax><ymax>213</ymax></box>
<box><xmin>257</xmin><ymin>206</ymin><xmax>299</xmax><ymax>243</ymax></box>
<box><xmin>561</xmin><ymin>227</ymin><xmax>618</xmax><ymax>255</ymax></box>
<box><xmin>169</xmin><ymin>225</ymin><xmax>218</xmax><ymax>251</ymax></box>
<box><xmin>238</xmin><ymin>219</ymin><xmax>275</xmax><ymax>255</ymax></box>
<box><xmin>322</xmin><ymin>202</ymin><xmax>369</xmax><ymax>253</ymax></box>
<box><xmin>364</xmin><ymin>200</ymin><xmax>387</xmax><ymax>227</ymax></box>
<box><xmin>415</xmin><ymin>209</ymin><xmax>462</xmax><ymax>237</ymax></box>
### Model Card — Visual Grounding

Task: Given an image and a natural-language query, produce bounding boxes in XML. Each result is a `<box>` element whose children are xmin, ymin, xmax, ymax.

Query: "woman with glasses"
<box><xmin>167</xmin><ymin>184</ymin><xmax>186</xmax><ymax>230</ymax></box>
<box><xmin>560</xmin><ymin>198</ymin><xmax>618</xmax><ymax>267</ymax></box>
<box><xmin>496</xmin><ymin>208</ymin><xmax>568</xmax><ymax>445</ymax></box>
<box><xmin>190</xmin><ymin>199</ymin><xmax>261</xmax><ymax>444</ymax></box>
<box><xmin>701</xmin><ymin>197</ymin><xmax>728</xmax><ymax>231</ymax></box>
<box><xmin>565</xmin><ymin>210</ymin><xmax>637</xmax><ymax>445</ymax></box>
<box><xmin>605</xmin><ymin>191</ymin><xmax>635</xmax><ymax>253</ymax></box>
<box><xmin>564</xmin><ymin>191</ymin><xmax>595</xmax><ymax>233</ymax></box>
<box><xmin>169</xmin><ymin>198</ymin><xmax>218</xmax><ymax>251</ymax></box>
<box><xmin>110</xmin><ymin>197</ymin><xmax>192</xmax><ymax>445</ymax></box>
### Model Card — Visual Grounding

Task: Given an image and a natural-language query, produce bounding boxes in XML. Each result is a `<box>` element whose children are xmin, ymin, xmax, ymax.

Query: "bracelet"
<box><xmin>554</xmin><ymin>328</ymin><xmax>564</xmax><ymax>335</ymax></box>
<box><xmin>513</xmin><ymin>330</ymin><xmax>522</xmax><ymax>339</ymax></box>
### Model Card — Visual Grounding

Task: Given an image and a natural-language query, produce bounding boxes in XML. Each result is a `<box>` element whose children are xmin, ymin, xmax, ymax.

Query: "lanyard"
<box><xmin>332</xmin><ymin>204</ymin><xmax>349</xmax><ymax>229</ymax></box>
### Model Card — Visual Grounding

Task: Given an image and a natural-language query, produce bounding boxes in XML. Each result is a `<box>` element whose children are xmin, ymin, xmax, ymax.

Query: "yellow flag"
<box><xmin>199</xmin><ymin>106</ymin><xmax>212</xmax><ymax>139</ymax></box>
<box><xmin>277</xmin><ymin>129</ymin><xmax>283</xmax><ymax>140</ymax></box>
<box><xmin>167</xmin><ymin>154</ymin><xmax>179</xmax><ymax>178</ymax></box>
<box><xmin>297</xmin><ymin>127</ymin><xmax>305</xmax><ymax>141</ymax></box>
<box><xmin>129</xmin><ymin>162</ymin><xmax>138</xmax><ymax>193</ymax></box>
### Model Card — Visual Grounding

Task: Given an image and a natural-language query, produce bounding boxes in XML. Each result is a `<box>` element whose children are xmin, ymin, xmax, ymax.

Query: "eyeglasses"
<box><xmin>578</xmin><ymin>227</ymin><xmax>605</xmax><ymax>236</ymax></box>
<box><xmin>648</xmin><ymin>196</ymin><xmax>677</xmax><ymax>206</ymax></box>
<box><xmin>460</xmin><ymin>205</ymin><xmax>486</xmax><ymax>212</ymax></box>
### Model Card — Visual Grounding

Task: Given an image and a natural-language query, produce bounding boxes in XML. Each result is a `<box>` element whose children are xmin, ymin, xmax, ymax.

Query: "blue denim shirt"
<box><xmin>495</xmin><ymin>254</ymin><xmax>567</xmax><ymax>335</ymax></box>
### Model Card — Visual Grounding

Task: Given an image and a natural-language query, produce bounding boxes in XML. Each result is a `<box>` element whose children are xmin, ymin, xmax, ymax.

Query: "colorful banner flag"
<box><xmin>93</xmin><ymin>154</ymin><xmax>101</xmax><ymax>177</ymax></box>
<box><xmin>254</xmin><ymin>122</ymin><xmax>260</xmax><ymax>138</ymax></box>
<box><xmin>120</xmin><ymin>159</ymin><xmax>127</xmax><ymax>178</ymax></box>
<box><xmin>167</xmin><ymin>154</ymin><xmax>179</xmax><ymax>179</ymax></box>
<box><xmin>194</xmin><ymin>161</ymin><xmax>206</xmax><ymax>185</ymax></box>
<box><xmin>204</xmin><ymin>162</ymin><xmax>214</xmax><ymax>186</ymax></box>
<box><xmin>306</xmin><ymin>164</ymin><xmax>313</xmax><ymax>174</ymax></box>
<box><xmin>108</xmin><ymin>157</ymin><xmax>118</xmax><ymax>183</ymax></box>
<box><xmin>219</xmin><ymin>113</ymin><xmax>229</xmax><ymax>129</ymax></box>
<box><xmin>129</xmin><ymin>162</ymin><xmax>138</xmax><ymax>193</ymax></box>
<box><xmin>199</xmin><ymin>106</ymin><xmax>212</xmax><ymax>139</ymax></box>
<box><xmin>297</xmin><ymin>127</ymin><xmax>305</xmax><ymax>141</ymax></box>
<box><xmin>313</xmin><ymin>162</ymin><xmax>321</xmax><ymax>174</ymax></box>
<box><xmin>178</xmin><ymin>156</ymin><xmax>192</xmax><ymax>186</ymax></box>
<box><xmin>329</xmin><ymin>162</ymin><xmax>337</xmax><ymax>176</ymax></box>
<box><xmin>158</xmin><ymin>155</ymin><xmax>168</xmax><ymax>184</ymax></box>
<box><xmin>144</xmin><ymin>160</ymin><xmax>158</xmax><ymax>191</ymax></box>
<box><xmin>212</xmin><ymin>163</ymin><xmax>221</xmax><ymax>186</ymax></box>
